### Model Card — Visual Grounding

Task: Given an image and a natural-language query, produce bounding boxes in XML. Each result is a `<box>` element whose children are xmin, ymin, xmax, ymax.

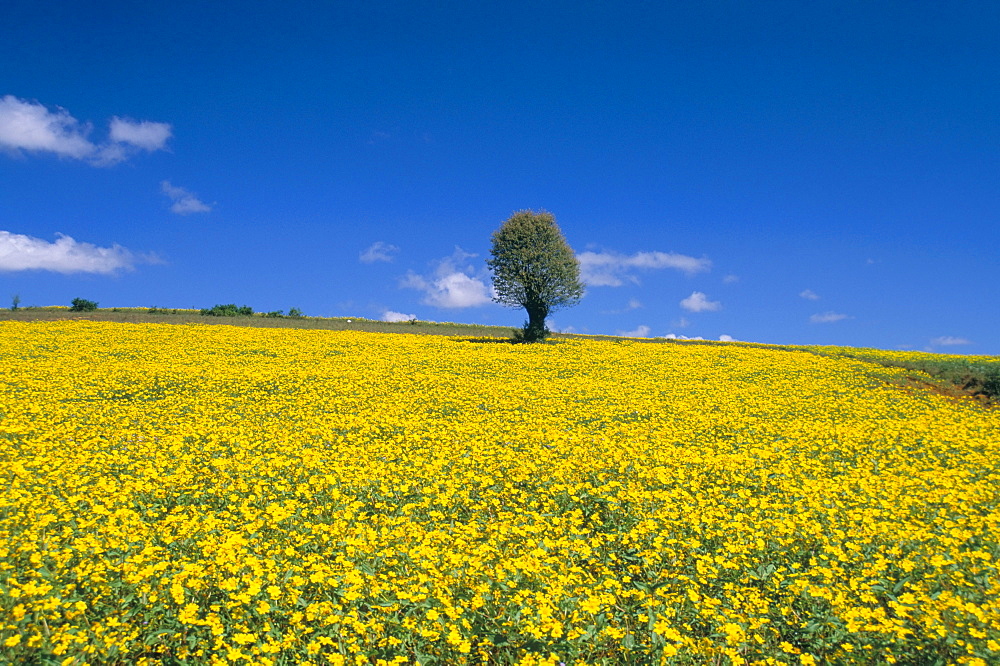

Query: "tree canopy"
<box><xmin>487</xmin><ymin>210</ymin><xmax>584</xmax><ymax>342</ymax></box>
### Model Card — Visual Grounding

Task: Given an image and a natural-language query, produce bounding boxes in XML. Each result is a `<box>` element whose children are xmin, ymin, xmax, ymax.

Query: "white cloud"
<box><xmin>618</xmin><ymin>324</ymin><xmax>651</xmax><ymax>338</ymax></box>
<box><xmin>719</xmin><ymin>334</ymin><xmax>736</xmax><ymax>342</ymax></box>
<box><xmin>402</xmin><ymin>246</ymin><xmax>492</xmax><ymax>308</ymax></box>
<box><xmin>382</xmin><ymin>310</ymin><xmax>416</xmax><ymax>322</ymax></box>
<box><xmin>0</xmin><ymin>96</ymin><xmax>170</xmax><ymax>165</ymax></box>
<box><xmin>671</xmin><ymin>316</ymin><xmax>691</xmax><ymax>328</ymax></box>
<box><xmin>662</xmin><ymin>333</ymin><xmax>705</xmax><ymax>341</ymax></box>
<box><xmin>577</xmin><ymin>250</ymin><xmax>711</xmax><ymax>287</ymax></box>
<box><xmin>810</xmin><ymin>311</ymin><xmax>851</xmax><ymax>324</ymax></box>
<box><xmin>109</xmin><ymin>117</ymin><xmax>172</xmax><ymax>151</ymax></box>
<box><xmin>680</xmin><ymin>291</ymin><xmax>721</xmax><ymax>312</ymax></box>
<box><xmin>0</xmin><ymin>230</ymin><xmax>142</xmax><ymax>274</ymax></box>
<box><xmin>405</xmin><ymin>271</ymin><xmax>491</xmax><ymax>308</ymax></box>
<box><xmin>0</xmin><ymin>95</ymin><xmax>94</xmax><ymax>159</ymax></box>
<box><xmin>161</xmin><ymin>181</ymin><xmax>211</xmax><ymax>215</ymax></box>
<box><xmin>722</xmin><ymin>274</ymin><xmax>739</xmax><ymax>284</ymax></box>
<box><xmin>360</xmin><ymin>241</ymin><xmax>399</xmax><ymax>263</ymax></box>
<box><xmin>930</xmin><ymin>336</ymin><xmax>972</xmax><ymax>347</ymax></box>
<box><xmin>799</xmin><ymin>289</ymin><xmax>820</xmax><ymax>300</ymax></box>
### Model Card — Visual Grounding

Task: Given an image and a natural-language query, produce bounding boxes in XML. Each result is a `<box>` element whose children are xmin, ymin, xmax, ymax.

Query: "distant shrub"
<box><xmin>200</xmin><ymin>304</ymin><xmax>253</xmax><ymax>317</ymax></box>
<box><xmin>264</xmin><ymin>310</ymin><xmax>285</xmax><ymax>318</ymax></box>
<box><xmin>10</xmin><ymin>294</ymin><xmax>20</xmax><ymax>311</ymax></box>
<box><xmin>70</xmin><ymin>298</ymin><xmax>98</xmax><ymax>312</ymax></box>
<box><xmin>288</xmin><ymin>307</ymin><xmax>304</xmax><ymax>318</ymax></box>
<box><xmin>980</xmin><ymin>369</ymin><xmax>1000</xmax><ymax>401</ymax></box>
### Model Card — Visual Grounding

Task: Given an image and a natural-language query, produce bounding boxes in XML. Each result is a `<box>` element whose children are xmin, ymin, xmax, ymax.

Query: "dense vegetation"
<box><xmin>0</xmin><ymin>321</ymin><xmax>997</xmax><ymax>664</ymax></box>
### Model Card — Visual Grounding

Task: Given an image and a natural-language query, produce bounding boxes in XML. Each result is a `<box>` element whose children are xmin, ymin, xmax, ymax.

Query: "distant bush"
<box><xmin>69</xmin><ymin>298</ymin><xmax>98</xmax><ymax>312</ymax></box>
<box><xmin>264</xmin><ymin>310</ymin><xmax>285</xmax><ymax>318</ymax></box>
<box><xmin>288</xmin><ymin>307</ymin><xmax>304</xmax><ymax>318</ymax></box>
<box><xmin>200</xmin><ymin>304</ymin><xmax>253</xmax><ymax>317</ymax></box>
<box><xmin>983</xmin><ymin>369</ymin><xmax>1000</xmax><ymax>400</ymax></box>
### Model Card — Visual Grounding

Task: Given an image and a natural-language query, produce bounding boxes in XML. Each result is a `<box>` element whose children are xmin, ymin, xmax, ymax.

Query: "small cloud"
<box><xmin>799</xmin><ymin>289</ymin><xmax>820</xmax><ymax>300</ymax></box>
<box><xmin>109</xmin><ymin>117</ymin><xmax>172</xmax><ymax>151</ymax></box>
<box><xmin>930</xmin><ymin>336</ymin><xmax>972</xmax><ymax>347</ymax></box>
<box><xmin>402</xmin><ymin>246</ymin><xmax>492</xmax><ymax>308</ymax></box>
<box><xmin>0</xmin><ymin>230</ymin><xmax>147</xmax><ymax>274</ymax></box>
<box><xmin>578</xmin><ymin>249</ymin><xmax>711</xmax><ymax>287</ymax></box>
<box><xmin>662</xmin><ymin>333</ymin><xmax>704</xmax><ymax>341</ymax></box>
<box><xmin>618</xmin><ymin>324</ymin><xmax>652</xmax><ymax>338</ymax></box>
<box><xmin>671</xmin><ymin>316</ymin><xmax>691</xmax><ymax>328</ymax></box>
<box><xmin>0</xmin><ymin>96</ymin><xmax>170</xmax><ymax>166</ymax></box>
<box><xmin>810</xmin><ymin>311</ymin><xmax>851</xmax><ymax>324</ymax></box>
<box><xmin>680</xmin><ymin>291</ymin><xmax>721</xmax><ymax>313</ymax></box>
<box><xmin>161</xmin><ymin>181</ymin><xmax>212</xmax><ymax>215</ymax></box>
<box><xmin>382</xmin><ymin>310</ymin><xmax>416</xmax><ymax>322</ymax></box>
<box><xmin>404</xmin><ymin>271</ymin><xmax>491</xmax><ymax>308</ymax></box>
<box><xmin>722</xmin><ymin>274</ymin><xmax>739</xmax><ymax>284</ymax></box>
<box><xmin>360</xmin><ymin>241</ymin><xmax>399</xmax><ymax>263</ymax></box>
<box><xmin>719</xmin><ymin>334</ymin><xmax>736</xmax><ymax>342</ymax></box>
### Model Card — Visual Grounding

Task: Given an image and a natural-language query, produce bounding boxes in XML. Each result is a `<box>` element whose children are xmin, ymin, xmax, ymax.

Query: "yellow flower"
<box><xmin>1</xmin><ymin>321</ymin><xmax>997</xmax><ymax>663</ymax></box>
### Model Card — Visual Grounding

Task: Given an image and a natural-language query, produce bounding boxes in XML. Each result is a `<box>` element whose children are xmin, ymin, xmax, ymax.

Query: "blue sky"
<box><xmin>1</xmin><ymin>1</ymin><xmax>997</xmax><ymax>353</ymax></box>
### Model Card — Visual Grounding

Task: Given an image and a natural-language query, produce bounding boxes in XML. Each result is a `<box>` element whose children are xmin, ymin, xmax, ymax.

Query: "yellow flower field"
<box><xmin>1</xmin><ymin>321</ymin><xmax>998</xmax><ymax>665</ymax></box>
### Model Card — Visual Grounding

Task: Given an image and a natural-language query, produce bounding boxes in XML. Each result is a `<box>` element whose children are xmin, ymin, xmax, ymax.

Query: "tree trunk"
<box><xmin>523</xmin><ymin>304</ymin><xmax>549</xmax><ymax>342</ymax></box>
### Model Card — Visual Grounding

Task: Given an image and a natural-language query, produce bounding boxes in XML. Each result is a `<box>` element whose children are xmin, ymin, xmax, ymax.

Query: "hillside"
<box><xmin>2</xmin><ymin>306</ymin><xmax>996</xmax><ymax>403</ymax></box>
<box><xmin>1</xmin><ymin>320</ymin><xmax>997</xmax><ymax>663</ymax></box>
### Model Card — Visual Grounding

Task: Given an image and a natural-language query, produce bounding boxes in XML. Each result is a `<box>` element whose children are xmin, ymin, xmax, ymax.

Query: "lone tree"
<box><xmin>487</xmin><ymin>210</ymin><xmax>584</xmax><ymax>342</ymax></box>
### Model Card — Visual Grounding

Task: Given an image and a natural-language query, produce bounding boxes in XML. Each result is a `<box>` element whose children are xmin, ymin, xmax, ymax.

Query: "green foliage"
<box><xmin>487</xmin><ymin>210</ymin><xmax>584</xmax><ymax>343</ymax></box>
<box><xmin>983</xmin><ymin>369</ymin><xmax>1000</xmax><ymax>399</ymax></box>
<box><xmin>69</xmin><ymin>298</ymin><xmax>98</xmax><ymax>312</ymax></box>
<box><xmin>200</xmin><ymin>304</ymin><xmax>253</xmax><ymax>317</ymax></box>
<box><xmin>262</xmin><ymin>308</ymin><xmax>304</xmax><ymax>319</ymax></box>
<box><xmin>10</xmin><ymin>294</ymin><xmax>19</xmax><ymax>311</ymax></box>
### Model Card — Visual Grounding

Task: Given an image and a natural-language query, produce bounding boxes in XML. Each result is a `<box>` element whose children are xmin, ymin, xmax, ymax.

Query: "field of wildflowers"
<box><xmin>1</xmin><ymin>321</ymin><xmax>998</xmax><ymax>665</ymax></box>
